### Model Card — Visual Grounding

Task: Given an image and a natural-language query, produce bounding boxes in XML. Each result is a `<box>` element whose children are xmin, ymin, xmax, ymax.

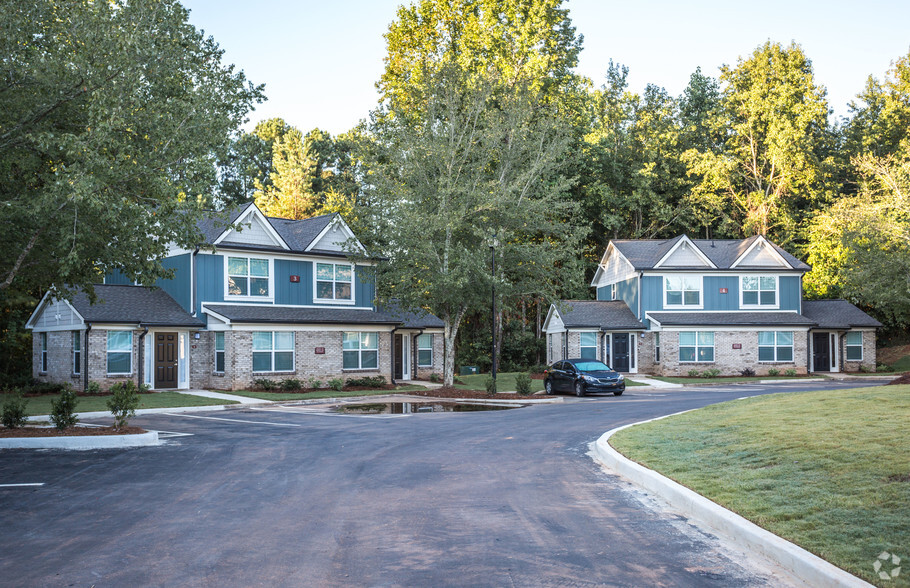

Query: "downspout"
<box><xmin>191</xmin><ymin>246</ymin><xmax>200</xmax><ymax>316</ymax></box>
<box><xmin>413</xmin><ymin>328</ymin><xmax>424</xmax><ymax>379</ymax></box>
<box><xmin>83</xmin><ymin>323</ymin><xmax>92</xmax><ymax>391</ymax></box>
<box><xmin>390</xmin><ymin>326</ymin><xmax>400</xmax><ymax>385</ymax></box>
<box><xmin>137</xmin><ymin>324</ymin><xmax>149</xmax><ymax>388</ymax></box>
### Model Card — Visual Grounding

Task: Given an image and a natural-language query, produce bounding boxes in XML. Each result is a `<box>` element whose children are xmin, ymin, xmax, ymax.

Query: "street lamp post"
<box><xmin>490</xmin><ymin>235</ymin><xmax>497</xmax><ymax>383</ymax></box>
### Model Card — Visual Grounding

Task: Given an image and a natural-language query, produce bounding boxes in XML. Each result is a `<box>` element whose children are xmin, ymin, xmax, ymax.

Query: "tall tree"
<box><xmin>0</xmin><ymin>0</ymin><xmax>263</xmax><ymax>294</ymax></box>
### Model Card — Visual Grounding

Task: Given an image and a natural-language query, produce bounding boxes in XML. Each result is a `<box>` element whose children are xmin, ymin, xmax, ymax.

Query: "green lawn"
<box><xmin>4</xmin><ymin>392</ymin><xmax>236</xmax><ymax>417</ymax></box>
<box><xmin>229</xmin><ymin>386</ymin><xmax>425</xmax><ymax>401</ymax></box>
<box><xmin>610</xmin><ymin>385</ymin><xmax>910</xmax><ymax>586</ymax></box>
<box><xmin>651</xmin><ymin>375</ymin><xmax>827</xmax><ymax>385</ymax></box>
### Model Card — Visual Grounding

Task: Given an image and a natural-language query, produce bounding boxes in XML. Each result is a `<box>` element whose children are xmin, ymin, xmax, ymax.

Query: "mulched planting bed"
<box><xmin>888</xmin><ymin>372</ymin><xmax>910</xmax><ymax>385</ymax></box>
<box><xmin>248</xmin><ymin>384</ymin><xmax>400</xmax><ymax>394</ymax></box>
<box><xmin>0</xmin><ymin>426</ymin><xmax>147</xmax><ymax>438</ymax></box>
<box><xmin>403</xmin><ymin>386</ymin><xmax>541</xmax><ymax>400</ymax></box>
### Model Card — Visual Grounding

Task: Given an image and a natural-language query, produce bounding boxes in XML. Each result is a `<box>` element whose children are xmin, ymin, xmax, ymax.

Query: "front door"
<box><xmin>812</xmin><ymin>332</ymin><xmax>830</xmax><ymax>372</ymax></box>
<box><xmin>394</xmin><ymin>334</ymin><xmax>403</xmax><ymax>380</ymax></box>
<box><xmin>155</xmin><ymin>332</ymin><xmax>178</xmax><ymax>389</ymax></box>
<box><xmin>613</xmin><ymin>333</ymin><xmax>630</xmax><ymax>372</ymax></box>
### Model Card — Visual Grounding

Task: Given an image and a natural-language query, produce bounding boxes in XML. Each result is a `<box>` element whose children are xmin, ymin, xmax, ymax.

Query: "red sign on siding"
<box><xmin>719</xmin><ymin>287</ymin><xmax>728</xmax><ymax>294</ymax></box>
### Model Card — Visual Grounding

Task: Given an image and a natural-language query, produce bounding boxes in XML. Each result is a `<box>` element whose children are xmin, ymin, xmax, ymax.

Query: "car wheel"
<box><xmin>613</xmin><ymin>389</ymin><xmax>624</xmax><ymax>396</ymax></box>
<box><xmin>574</xmin><ymin>381</ymin><xmax>585</xmax><ymax>397</ymax></box>
<box><xmin>544</xmin><ymin>379</ymin><xmax>554</xmax><ymax>395</ymax></box>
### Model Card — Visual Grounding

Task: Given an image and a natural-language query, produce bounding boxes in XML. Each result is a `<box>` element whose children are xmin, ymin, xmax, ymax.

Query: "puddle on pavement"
<box><xmin>335</xmin><ymin>401</ymin><xmax>520</xmax><ymax>414</ymax></box>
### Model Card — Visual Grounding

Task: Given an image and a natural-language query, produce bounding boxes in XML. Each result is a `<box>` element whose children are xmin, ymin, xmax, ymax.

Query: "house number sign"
<box><xmin>732</xmin><ymin>343</ymin><xmax>742</xmax><ymax>349</ymax></box>
<box><xmin>315</xmin><ymin>347</ymin><xmax>325</xmax><ymax>354</ymax></box>
<box><xmin>719</xmin><ymin>287</ymin><xmax>728</xmax><ymax>294</ymax></box>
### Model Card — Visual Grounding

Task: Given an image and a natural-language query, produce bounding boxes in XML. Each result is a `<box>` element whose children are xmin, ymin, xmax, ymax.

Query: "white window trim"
<box><xmin>72</xmin><ymin>331</ymin><xmax>81</xmax><ymax>375</ymax></box>
<box><xmin>214</xmin><ymin>332</ymin><xmax>226</xmax><ymax>373</ymax></box>
<box><xmin>758</xmin><ymin>331</ymin><xmax>794</xmax><ymax>362</ymax></box>
<box><xmin>579</xmin><ymin>331</ymin><xmax>598</xmax><ymax>359</ymax></box>
<box><xmin>223</xmin><ymin>255</ymin><xmax>274</xmax><ymax>302</ymax></box>
<box><xmin>343</xmin><ymin>332</ymin><xmax>380</xmax><ymax>370</ymax></box>
<box><xmin>663</xmin><ymin>275</ymin><xmax>704</xmax><ymax>309</ymax></box>
<box><xmin>740</xmin><ymin>275</ymin><xmax>779</xmax><ymax>309</ymax></box>
<box><xmin>106</xmin><ymin>330</ymin><xmax>133</xmax><ymax>376</ymax></box>
<box><xmin>251</xmin><ymin>331</ymin><xmax>295</xmax><ymax>374</ymax></box>
<box><xmin>417</xmin><ymin>334</ymin><xmax>434</xmax><ymax>367</ymax></box>
<box><xmin>678</xmin><ymin>331</ymin><xmax>715</xmax><ymax>363</ymax></box>
<box><xmin>314</xmin><ymin>262</ymin><xmax>356</xmax><ymax>305</ymax></box>
<box><xmin>40</xmin><ymin>332</ymin><xmax>48</xmax><ymax>373</ymax></box>
<box><xmin>845</xmin><ymin>332</ymin><xmax>864</xmax><ymax>361</ymax></box>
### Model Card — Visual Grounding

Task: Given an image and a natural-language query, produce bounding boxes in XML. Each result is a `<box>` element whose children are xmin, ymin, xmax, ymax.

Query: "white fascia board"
<box><xmin>590</xmin><ymin>242</ymin><xmax>636</xmax><ymax>287</ymax></box>
<box><xmin>222</xmin><ymin>323</ymin><xmax>395</xmax><ymax>332</ymax></box>
<box><xmin>25</xmin><ymin>292</ymin><xmax>86</xmax><ymax>330</ymax></box>
<box><xmin>305</xmin><ymin>215</ymin><xmax>366</xmax><ymax>254</ymax></box>
<box><xmin>541</xmin><ymin>305</ymin><xmax>562</xmax><ymax>333</ymax></box>
<box><xmin>210</xmin><ymin>246</ymin><xmax>375</xmax><ymax>266</ymax></box>
<box><xmin>24</xmin><ymin>291</ymin><xmax>53</xmax><ymax>329</ymax></box>
<box><xmin>201</xmin><ymin>305</ymin><xmax>232</xmax><ymax>325</ymax></box>
<box><xmin>730</xmin><ymin>235</ymin><xmax>791</xmax><ymax>269</ymax></box>
<box><xmin>213</xmin><ymin>203</ymin><xmax>290</xmax><ymax>250</ymax></box>
<box><xmin>655</xmin><ymin>325</ymin><xmax>812</xmax><ymax>333</ymax></box>
<box><xmin>654</xmin><ymin>236</ymin><xmax>717</xmax><ymax>269</ymax></box>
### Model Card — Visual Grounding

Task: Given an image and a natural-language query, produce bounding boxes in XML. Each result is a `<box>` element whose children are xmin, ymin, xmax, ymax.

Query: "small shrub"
<box><xmin>484</xmin><ymin>376</ymin><xmax>497</xmax><ymax>395</ymax></box>
<box><xmin>346</xmin><ymin>376</ymin><xmax>385</xmax><ymax>387</ymax></box>
<box><xmin>253</xmin><ymin>378</ymin><xmax>279</xmax><ymax>391</ymax></box>
<box><xmin>50</xmin><ymin>385</ymin><xmax>79</xmax><ymax>430</ymax></box>
<box><xmin>876</xmin><ymin>364</ymin><xmax>894</xmax><ymax>373</ymax></box>
<box><xmin>107</xmin><ymin>381</ymin><xmax>141</xmax><ymax>429</ymax></box>
<box><xmin>784</xmin><ymin>368</ymin><xmax>797</xmax><ymax>377</ymax></box>
<box><xmin>84</xmin><ymin>381</ymin><xmax>101</xmax><ymax>395</ymax></box>
<box><xmin>515</xmin><ymin>373</ymin><xmax>532</xmax><ymax>396</ymax></box>
<box><xmin>767</xmin><ymin>368</ymin><xmax>780</xmax><ymax>377</ymax></box>
<box><xmin>328</xmin><ymin>378</ymin><xmax>344</xmax><ymax>391</ymax></box>
<box><xmin>368</xmin><ymin>375</ymin><xmax>386</xmax><ymax>387</ymax></box>
<box><xmin>429</xmin><ymin>373</ymin><xmax>441</xmax><ymax>383</ymax></box>
<box><xmin>701</xmin><ymin>368</ymin><xmax>720</xmax><ymax>378</ymax></box>
<box><xmin>740</xmin><ymin>367</ymin><xmax>756</xmax><ymax>377</ymax></box>
<box><xmin>859</xmin><ymin>364</ymin><xmax>873</xmax><ymax>373</ymax></box>
<box><xmin>1</xmin><ymin>393</ymin><xmax>29</xmax><ymax>428</ymax></box>
<box><xmin>280</xmin><ymin>378</ymin><xmax>303</xmax><ymax>391</ymax></box>
<box><xmin>307</xmin><ymin>377</ymin><xmax>323</xmax><ymax>389</ymax></box>
<box><xmin>687</xmin><ymin>369</ymin><xmax>701</xmax><ymax>377</ymax></box>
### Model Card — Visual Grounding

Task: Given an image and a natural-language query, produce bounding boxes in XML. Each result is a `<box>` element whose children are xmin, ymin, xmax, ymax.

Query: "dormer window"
<box><xmin>665</xmin><ymin>275</ymin><xmax>701</xmax><ymax>307</ymax></box>
<box><xmin>741</xmin><ymin>276</ymin><xmax>777</xmax><ymax>307</ymax></box>
<box><xmin>316</xmin><ymin>263</ymin><xmax>353</xmax><ymax>302</ymax></box>
<box><xmin>227</xmin><ymin>256</ymin><xmax>270</xmax><ymax>298</ymax></box>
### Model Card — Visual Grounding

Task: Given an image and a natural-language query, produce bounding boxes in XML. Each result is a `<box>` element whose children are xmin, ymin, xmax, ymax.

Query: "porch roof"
<box><xmin>203</xmin><ymin>304</ymin><xmax>402</xmax><ymax>325</ymax></box>
<box><xmin>647</xmin><ymin>312</ymin><xmax>816</xmax><ymax>327</ymax></box>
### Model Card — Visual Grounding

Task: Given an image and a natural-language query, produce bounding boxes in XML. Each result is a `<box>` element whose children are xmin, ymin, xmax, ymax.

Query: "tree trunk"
<box><xmin>442</xmin><ymin>305</ymin><xmax>468</xmax><ymax>386</ymax></box>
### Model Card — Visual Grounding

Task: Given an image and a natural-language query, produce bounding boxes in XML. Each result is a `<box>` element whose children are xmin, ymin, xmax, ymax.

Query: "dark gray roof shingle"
<box><xmin>611</xmin><ymin>235</ymin><xmax>810</xmax><ymax>271</ymax></box>
<box><xmin>204</xmin><ymin>304</ymin><xmax>402</xmax><ymax>325</ymax></box>
<box><xmin>555</xmin><ymin>300</ymin><xmax>646</xmax><ymax>330</ymax></box>
<box><xmin>802</xmin><ymin>300</ymin><xmax>883</xmax><ymax>329</ymax></box>
<box><xmin>647</xmin><ymin>312</ymin><xmax>816</xmax><ymax>327</ymax></box>
<box><xmin>70</xmin><ymin>285</ymin><xmax>203</xmax><ymax>326</ymax></box>
<box><xmin>377</xmin><ymin>301</ymin><xmax>445</xmax><ymax>329</ymax></box>
<box><xmin>196</xmin><ymin>205</ymin><xmax>338</xmax><ymax>253</ymax></box>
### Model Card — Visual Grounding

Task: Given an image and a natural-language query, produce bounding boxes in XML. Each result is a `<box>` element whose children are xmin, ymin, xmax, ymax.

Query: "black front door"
<box><xmin>393</xmin><ymin>334</ymin><xmax>403</xmax><ymax>380</ymax></box>
<box><xmin>155</xmin><ymin>332</ymin><xmax>178</xmax><ymax>389</ymax></box>
<box><xmin>613</xmin><ymin>333</ymin><xmax>630</xmax><ymax>372</ymax></box>
<box><xmin>812</xmin><ymin>332</ymin><xmax>830</xmax><ymax>372</ymax></box>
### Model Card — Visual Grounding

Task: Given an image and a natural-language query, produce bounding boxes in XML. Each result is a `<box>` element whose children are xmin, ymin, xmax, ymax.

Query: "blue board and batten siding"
<box><xmin>156</xmin><ymin>254</ymin><xmax>192</xmax><ymax>312</ymax></box>
<box><xmin>779</xmin><ymin>276</ymin><xmax>801</xmax><ymax>311</ymax></box>
<box><xmin>596</xmin><ymin>285</ymin><xmax>613</xmax><ymax>301</ymax></box>
<box><xmin>703</xmin><ymin>276</ymin><xmax>739</xmax><ymax>311</ymax></box>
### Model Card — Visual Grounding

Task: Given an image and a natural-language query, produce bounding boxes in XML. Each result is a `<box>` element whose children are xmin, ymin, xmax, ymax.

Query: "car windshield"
<box><xmin>574</xmin><ymin>361</ymin><xmax>612</xmax><ymax>372</ymax></box>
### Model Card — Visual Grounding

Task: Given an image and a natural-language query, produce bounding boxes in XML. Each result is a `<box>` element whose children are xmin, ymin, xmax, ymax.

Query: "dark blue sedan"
<box><xmin>543</xmin><ymin>359</ymin><xmax>625</xmax><ymax>397</ymax></box>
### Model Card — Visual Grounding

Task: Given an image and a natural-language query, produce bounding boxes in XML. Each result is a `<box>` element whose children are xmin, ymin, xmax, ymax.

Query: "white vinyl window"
<box><xmin>72</xmin><ymin>331</ymin><xmax>81</xmax><ymax>375</ymax></box>
<box><xmin>417</xmin><ymin>334</ymin><xmax>434</xmax><ymax>367</ymax></box>
<box><xmin>580</xmin><ymin>332</ymin><xmax>598</xmax><ymax>360</ymax></box>
<box><xmin>214</xmin><ymin>332</ymin><xmax>225</xmax><ymax>373</ymax></box>
<box><xmin>252</xmin><ymin>331</ymin><xmax>294</xmax><ymax>373</ymax></box>
<box><xmin>227</xmin><ymin>256</ymin><xmax>270</xmax><ymax>297</ymax></box>
<box><xmin>665</xmin><ymin>276</ymin><xmax>701</xmax><ymax>307</ymax></box>
<box><xmin>758</xmin><ymin>331</ymin><xmax>793</xmax><ymax>362</ymax></box>
<box><xmin>315</xmin><ymin>263</ymin><xmax>353</xmax><ymax>302</ymax></box>
<box><xmin>107</xmin><ymin>331</ymin><xmax>132</xmax><ymax>375</ymax></box>
<box><xmin>343</xmin><ymin>332</ymin><xmax>378</xmax><ymax>369</ymax></box>
<box><xmin>845</xmin><ymin>332</ymin><xmax>863</xmax><ymax>361</ymax></box>
<box><xmin>679</xmin><ymin>331</ymin><xmax>714</xmax><ymax>362</ymax></box>
<box><xmin>742</xmin><ymin>276</ymin><xmax>777</xmax><ymax>307</ymax></box>
<box><xmin>40</xmin><ymin>332</ymin><xmax>48</xmax><ymax>373</ymax></box>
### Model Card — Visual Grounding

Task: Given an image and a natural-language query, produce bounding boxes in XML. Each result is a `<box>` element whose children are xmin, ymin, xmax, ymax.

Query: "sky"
<box><xmin>181</xmin><ymin>0</ymin><xmax>910</xmax><ymax>136</ymax></box>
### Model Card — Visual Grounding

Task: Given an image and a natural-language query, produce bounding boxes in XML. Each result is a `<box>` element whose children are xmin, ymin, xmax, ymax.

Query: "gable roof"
<box><xmin>550</xmin><ymin>300</ymin><xmax>646</xmax><ymax>330</ymax></box>
<box><xmin>609</xmin><ymin>235</ymin><xmax>809</xmax><ymax>271</ymax></box>
<box><xmin>46</xmin><ymin>285</ymin><xmax>204</xmax><ymax>327</ymax></box>
<box><xmin>377</xmin><ymin>300</ymin><xmax>445</xmax><ymax>329</ymax></box>
<box><xmin>802</xmin><ymin>300</ymin><xmax>883</xmax><ymax>329</ymax></box>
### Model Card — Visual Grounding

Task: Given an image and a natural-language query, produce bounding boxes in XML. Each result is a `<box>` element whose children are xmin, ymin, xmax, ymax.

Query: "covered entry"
<box><xmin>603</xmin><ymin>332</ymin><xmax>637</xmax><ymax>373</ymax></box>
<box><xmin>811</xmin><ymin>331</ymin><xmax>839</xmax><ymax>373</ymax></box>
<box><xmin>144</xmin><ymin>330</ymin><xmax>191</xmax><ymax>389</ymax></box>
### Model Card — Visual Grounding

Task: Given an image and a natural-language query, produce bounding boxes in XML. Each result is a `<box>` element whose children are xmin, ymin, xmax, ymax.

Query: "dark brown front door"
<box><xmin>393</xmin><ymin>334</ymin><xmax>403</xmax><ymax>380</ymax></box>
<box><xmin>155</xmin><ymin>332</ymin><xmax>178</xmax><ymax>389</ymax></box>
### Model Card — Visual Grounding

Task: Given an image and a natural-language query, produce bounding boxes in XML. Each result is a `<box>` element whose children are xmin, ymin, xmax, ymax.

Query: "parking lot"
<box><xmin>0</xmin><ymin>380</ymin><xmax>881</xmax><ymax>586</ymax></box>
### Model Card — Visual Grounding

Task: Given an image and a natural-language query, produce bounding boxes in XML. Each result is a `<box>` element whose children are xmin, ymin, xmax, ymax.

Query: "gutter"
<box><xmin>83</xmin><ymin>323</ymin><xmax>92</xmax><ymax>391</ymax></box>
<box><xmin>137</xmin><ymin>324</ymin><xmax>149</xmax><ymax>387</ymax></box>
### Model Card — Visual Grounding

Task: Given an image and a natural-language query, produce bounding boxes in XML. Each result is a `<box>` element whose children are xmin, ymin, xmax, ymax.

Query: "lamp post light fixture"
<box><xmin>490</xmin><ymin>234</ymin><xmax>498</xmax><ymax>382</ymax></box>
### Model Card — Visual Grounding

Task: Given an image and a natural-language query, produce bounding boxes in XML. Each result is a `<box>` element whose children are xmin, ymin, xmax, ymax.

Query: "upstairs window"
<box><xmin>228</xmin><ymin>257</ymin><xmax>269</xmax><ymax>297</ymax></box>
<box><xmin>742</xmin><ymin>276</ymin><xmax>777</xmax><ymax>306</ymax></box>
<box><xmin>316</xmin><ymin>263</ymin><xmax>353</xmax><ymax>302</ymax></box>
<box><xmin>665</xmin><ymin>276</ymin><xmax>701</xmax><ymax>306</ymax></box>
<box><xmin>580</xmin><ymin>332</ymin><xmax>598</xmax><ymax>360</ymax></box>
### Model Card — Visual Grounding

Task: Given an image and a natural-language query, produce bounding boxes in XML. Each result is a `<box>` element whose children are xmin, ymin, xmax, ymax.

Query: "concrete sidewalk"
<box><xmin>179</xmin><ymin>389</ymin><xmax>264</xmax><ymax>404</ymax></box>
<box><xmin>626</xmin><ymin>376</ymin><xmax>683</xmax><ymax>388</ymax></box>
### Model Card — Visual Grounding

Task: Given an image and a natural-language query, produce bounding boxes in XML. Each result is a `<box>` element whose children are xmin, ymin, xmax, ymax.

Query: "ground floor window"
<box><xmin>72</xmin><ymin>331</ymin><xmax>81</xmax><ymax>375</ymax></box>
<box><xmin>845</xmin><ymin>332</ymin><xmax>863</xmax><ymax>361</ymax></box>
<box><xmin>343</xmin><ymin>332</ymin><xmax>378</xmax><ymax>369</ymax></box>
<box><xmin>759</xmin><ymin>331</ymin><xmax>793</xmax><ymax>362</ymax></box>
<box><xmin>655</xmin><ymin>333</ymin><xmax>660</xmax><ymax>363</ymax></box>
<box><xmin>252</xmin><ymin>331</ymin><xmax>294</xmax><ymax>372</ymax></box>
<box><xmin>215</xmin><ymin>332</ymin><xmax>225</xmax><ymax>372</ymax></box>
<box><xmin>107</xmin><ymin>331</ymin><xmax>132</xmax><ymax>374</ymax></box>
<box><xmin>679</xmin><ymin>331</ymin><xmax>714</xmax><ymax>362</ymax></box>
<box><xmin>40</xmin><ymin>332</ymin><xmax>48</xmax><ymax>373</ymax></box>
<box><xmin>417</xmin><ymin>334</ymin><xmax>433</xmax><ymax>367</ymax></box>
<box><xmin>579</xmin><ymin>332</ymin><xmax>598</xmax><ymax>359</ymax></box>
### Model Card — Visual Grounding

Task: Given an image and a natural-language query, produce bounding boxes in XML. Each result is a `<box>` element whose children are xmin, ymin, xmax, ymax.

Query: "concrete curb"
<box><xmin>591</xmin><ymin>414</ymin><xmax>873</xmax><ymax>588</ymax></box>
<box><xmin>26</xmin><ymin>402</ymin><xmax>240</xmax><ymax>423</ymax></box>
<box><xmin>0</xmin><ymin>430</ymin><xmax>159</xmax><ymax>451</ymax></box>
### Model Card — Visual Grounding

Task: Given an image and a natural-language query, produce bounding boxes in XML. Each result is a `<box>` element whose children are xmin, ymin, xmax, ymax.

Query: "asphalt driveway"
<box><xmin>0</xmin><ymin>380</ymin><xmax>882</xmax><ymax>586</ymax></box>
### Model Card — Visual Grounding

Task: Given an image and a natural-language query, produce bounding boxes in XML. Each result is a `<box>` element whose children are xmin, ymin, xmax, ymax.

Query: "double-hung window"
<box><xmin>679</xmin><ymin>331</ymin><xmax>714</xmax><ymax>362</ymax></box>
<box><xmin>228</xmin><ymin>256</ymin><xmax>269</xmax><ymax>297</ymax></box>
<box><xmin>417</xmin><ymin>334</ymin><xmax>434</xmax><ymax>367</ymax></box>
<box><xmin>107</xmin><ymin>331</ymin><xmax>132</xmax><ymax>374</ymax></box>
<box><xmin>72</xmin><ymin>332</ymin><xmax>81</xmax><ymax>375</ymax></box>
<box><xmin>214</xmin><ymin>332</ymin><xmax>225</xmax><ymax>372</ymax></box>
<box><xmin>316</xmin><ymin>263</ymin><xmax>353</xmax><ymax>302</ymax></box>
<box><xmin>343</xmin><ymin>332</ymin><xmax>378</xmax><ymax>369</ymax></box>
<box><xmin>252</xmin><ymin>331</ymin><xmax>294</xmax><ymax>372</ymax></box>
<box><xmin>758</xmin><ymin>331</ymin><xmax>793</xmax><ymax>362</ymax></box>
<box><xmin>665</xmin><ymin>276</ymin><xmax>701</xmax><ymax>306</ymax></box>
<box><xmin>845</xmin><ymin>332</ymin><xmax>863</xmax><ymax>360</ymax></box>
<box><xmin>40</xmin><ymin>333</ymin><xmax>48</xmax><ymax>373</ymax></box>
<box><xmin>742</xmin><ymin>276</ymin><xmax>777</xmax><ymax>306</ymax></box>
<box><xmin>580</xmin><ymin>332</ymin><xmax>598</xmax><ymax>360</ymax></box>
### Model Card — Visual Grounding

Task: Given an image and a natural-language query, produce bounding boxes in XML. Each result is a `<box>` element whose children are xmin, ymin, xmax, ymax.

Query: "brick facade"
<box><xmin>32</xmin><ymin>330</ymin><xmax>83</xmax><ymax>390</ymax></box>
<box><xmin>840</xmin><ymin>329</ymin><xmax>877</xmax><ymax>373</ymax></box>
<box><xmin>652</xmin><ymin>330</ymin><xmax>810</xmax><ymax>376</ymax></box>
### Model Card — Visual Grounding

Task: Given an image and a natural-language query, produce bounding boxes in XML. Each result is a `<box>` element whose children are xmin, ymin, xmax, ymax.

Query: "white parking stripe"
<box><xmin>162</xmin><ymin>413</ymin><xmax>302</xmax><ymax>427</ymax></box>
<box><xmin>252</xmin><ymin>407</ymin><xmax>407</xmax><ymax>419</ymax></box>
<box><xmin>0</xmin><ymin>483</ymin><xmax>45</xmax><ymax>488</ymax></box>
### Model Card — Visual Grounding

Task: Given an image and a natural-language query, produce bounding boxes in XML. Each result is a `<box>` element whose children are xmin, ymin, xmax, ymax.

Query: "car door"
<box><xmin>561</xmin><ymin>362</ymin><xmax>576</xmax><ymax>391</ymax></box>
<box><xmin>552</xmin><ymin>361</ymin><xmax>568</xmax><ymax>391</ymax></box>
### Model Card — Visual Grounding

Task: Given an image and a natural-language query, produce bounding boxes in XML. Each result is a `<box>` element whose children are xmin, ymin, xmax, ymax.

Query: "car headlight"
<box><xmin>617</xmin><ymin>374</ymin><xmax>624</xmax><ymax>381</ymax></box>
<box><xmin>581</xmin><ymin>374</ymin><xmax>598</xmax><ymax>382</ymax></box>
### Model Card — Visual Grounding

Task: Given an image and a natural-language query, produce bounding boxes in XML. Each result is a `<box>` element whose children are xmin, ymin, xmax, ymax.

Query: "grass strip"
<box><xmin>610</xmin><ymin>385</ymin><xmax>910</xmax><ymax>586</ymax></box>
<box><xmin>3</xmin><ymin>392</ymin><xmax>237</xmax><ymax>417</ymax></box>
<box><xmin>227</xmin><ymin>387</ymin><xmax>424</xmax><ymax>401</ymax></box>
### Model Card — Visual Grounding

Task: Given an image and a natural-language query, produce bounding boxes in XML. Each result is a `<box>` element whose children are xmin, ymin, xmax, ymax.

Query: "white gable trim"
<box><xmin>730</xmin><ymin>235</ymin><xmax>791</xmax><ymax>268</ymax></box>
<box><xmin>542</xmin><ymin>305</ymin><xmax>565</xmax><ymax>333</ymax></box>
<box><xmin>305</xmin><ymin>215</ymin><xmax>365</xmax><ymax>254</ymax></box>
<box><xmin>26</xmin><ymin>291</ymin><xmax>86</xmax><ymax>331</ymax></box>
<box><xmin>591</xmin><ymin>243</ymin><xmax>637</xmax><ymax>287</ymax></box>
<box><xmin>654</xmin><ymin>236</ymin><xmax>717</xmax><ymax>269</ymax></box>
<box><xmin>213</xmin><ymin>203</ymin><xmax>290</xmax><ymax>250</ymax></box>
